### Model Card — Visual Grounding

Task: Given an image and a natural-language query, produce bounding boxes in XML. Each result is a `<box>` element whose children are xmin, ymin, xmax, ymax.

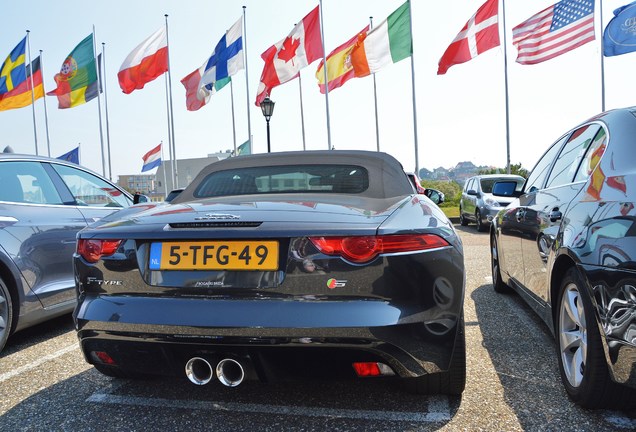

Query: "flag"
<box><xmin>235</xmin><ymin>139</ymin><xmax>251</xmax><ymax>156</ymax></box>
<box><xmin>255</xmin><ymin>6</ymin><xmax>323</xmax><ymax>106</ymax></box>
<box><xmin>118</xmin><ymin>27</ymin><xmax>168</xmax><ymax>94</ymax></box>
<box><xmin>0</xmin><ymin>56</ymin><xmax>44</xmax><ymax>111</ymax></box>
<box><xmin>350</xmin><ymin>2</ymin><xmax>411</xmax><ymax>77</ymax></box>
<box><xmin>437</xmin><ymin>0</ymin><xmax>499</xmax><ymax>75</ymax></box>
<box><xmin>0</xmin><ymin>37</ymin><xmax>27</xmax><ymax>95</ymax></box>
<box><xmin>57</xmin><ymin>146</ymin><xmax>80</xmax><ymax>164</ymax></box>
<box><xmin>47</xmin><ymin>34</ymin><xmax>98</xmax><ymax>109</ymax></box>
<box><xmin>604</xmin><ymin>1</ymin><xmax>636</xmax><ymax>56</ymax></box>
<box><xmin>316</xmin><ymin>26</ymin><xmax>369</xmax><ymax>94</ymax></box>
<box><xmin>199</xmin><ymin>17</ymin><xmax>244</xmax><ymax>92</ymax></box>
<box><xmin>512</xmin><ymin>0</ymin><xmax>595</xmax><ymax>65</ymax></box>
<box><xmin>141</xmin><ymin>143</ymin><xmax>162</xmax><ymax>172</ymax></box>
<box><xmin>181</xmin><ymin>63</ymin><xmax>230</xmax><ymax>111</ymax></box>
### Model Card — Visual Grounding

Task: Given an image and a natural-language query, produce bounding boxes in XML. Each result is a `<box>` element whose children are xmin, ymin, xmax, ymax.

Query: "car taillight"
<box><xmin>77</xmin><ymin>239</ymin><xmax>122</xmax><ymax>263</ymax></box>
<box><xmin>309</xmin><ymin>234</ymin><xmax>449</xmax><ymax>264</ymax></box>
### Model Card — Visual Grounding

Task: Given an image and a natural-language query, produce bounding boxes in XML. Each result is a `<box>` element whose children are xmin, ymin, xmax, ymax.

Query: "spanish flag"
<box><xmin>0</xmin><ymin>55</ymin><xmax>44</xmax><ymax>111</ymax></box>
<box><xmin>316</xmin><ymin>26</ymin><xmax>368</xmax><ymax>94</ymax></box>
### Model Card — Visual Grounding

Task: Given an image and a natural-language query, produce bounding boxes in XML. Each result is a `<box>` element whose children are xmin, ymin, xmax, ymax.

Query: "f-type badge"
<box><xmin>194</xmin><ymin>213</ymin><xmax>241</xmax><ymax>221</ymax></box>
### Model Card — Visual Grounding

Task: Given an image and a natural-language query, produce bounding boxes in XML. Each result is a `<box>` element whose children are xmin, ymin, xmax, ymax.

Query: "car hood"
<box><xmin>84</xmin><ymin>195</ymin><xmax>409</xmax><ymax>238</ymax></box>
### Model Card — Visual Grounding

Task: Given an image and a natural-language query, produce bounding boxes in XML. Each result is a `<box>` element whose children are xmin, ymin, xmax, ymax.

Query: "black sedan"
<box><xmin>0</xmin><ymin>153</ymin><xmax>133</xmax><ymax>353</ymax></box>
<box><xmin>490</xmin><ymin>107</ymin><xmax>636</xmax><ymax>409</ymax></box>
<box><xmin>74</xmin><ymin>150</ymin><xmax>466</xmax><ymax>394</ymax></box>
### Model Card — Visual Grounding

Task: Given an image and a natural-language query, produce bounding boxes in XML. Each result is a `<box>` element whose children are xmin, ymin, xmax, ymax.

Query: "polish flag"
<box><xmin>118</xmin><ymin>27</ymin><xmax>169</xmax><ymax>94</ymax></box>
<box><xmin>141</xmin><ymin>143</ymin><xmax>162</xmax><ymax>172</ymax></box>
<box><xmin>255</xmin><ymin>6</ymin><xmax>323</xmax><ymax>106</ymax></box>
<box><xmin>437</xmin><ymin>0</ymin><xmax>499</xmax><ymax>75</ymax></box>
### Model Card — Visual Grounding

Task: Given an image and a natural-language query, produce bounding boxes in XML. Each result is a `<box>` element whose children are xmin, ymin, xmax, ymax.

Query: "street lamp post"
<box><xmin>260</xmin><ymin>97</ymin><xmax>275</xmax><ymax>153</ymax></box>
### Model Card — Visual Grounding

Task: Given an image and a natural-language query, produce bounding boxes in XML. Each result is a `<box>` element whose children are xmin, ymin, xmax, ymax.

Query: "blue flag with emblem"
<box><xmin>199</xmin><ymin>17</ymin><xmax>244</xmax><ymax>92</ymax></box>
<box><xmin>604</xmin><ymin>1</ymin><xmax>636</xmax><ymax>56</ymax></box>
<box><xmin>57</xmin><ymin>146</ymin><xmax>80</xmax><ymax>164</ymax></box>
<box><xmin>0</xmin><ymin>37</ymin><xmax>27</xmax><ymax>95</ymax></box>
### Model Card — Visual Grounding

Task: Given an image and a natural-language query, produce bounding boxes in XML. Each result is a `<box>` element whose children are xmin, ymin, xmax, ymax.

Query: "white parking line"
<box><xmin>0</xmin><ymin>343</ymin><xmax>78</xmax><ymax>383</ymax></box>
<box><xmin>86</xmin><ymin>392</ymin><xmax>451</xmax><ymax>423</ymax></box>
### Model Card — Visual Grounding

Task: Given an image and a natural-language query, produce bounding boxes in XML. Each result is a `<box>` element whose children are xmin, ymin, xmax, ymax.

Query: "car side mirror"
<box><xmin>492</xmin><ymin>181</ymin><xmax>522</xmax><ymax>198</ymax></box>
<box><xmin>424</xmin><ymin>189</ymin><xmax>444</xmax><ymax>205</ymax></box>
<box><xmin>467</xmin><ymin>190</ymin><xmax>478</xmax><ymax>196</ymax></box>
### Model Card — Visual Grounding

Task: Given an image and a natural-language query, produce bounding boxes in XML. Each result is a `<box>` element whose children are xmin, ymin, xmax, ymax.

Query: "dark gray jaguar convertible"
<box><xmin>74</xmin><ymin>150</ymin><xmax>465</xmax><ymax>394</ymax></box>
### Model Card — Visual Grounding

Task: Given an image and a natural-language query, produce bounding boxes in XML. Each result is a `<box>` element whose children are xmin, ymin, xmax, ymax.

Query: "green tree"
<box><xmin>478</xmin><ymin>162</ymin><xmax>529</xmax><ymax>178</ymax></box>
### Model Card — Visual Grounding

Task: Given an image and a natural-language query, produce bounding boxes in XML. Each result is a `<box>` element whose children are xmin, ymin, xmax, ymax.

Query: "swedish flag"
<box><xmin>0</xmin><ymin>37</ymin><xmax>27</xmax><ymax>95</ymax></box>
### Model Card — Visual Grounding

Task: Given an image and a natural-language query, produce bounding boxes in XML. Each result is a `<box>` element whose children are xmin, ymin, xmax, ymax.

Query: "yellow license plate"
<box><xmin>149</xmin><ymin>241</ymin><xmax>279</xmax><ymax>270</ymax></box>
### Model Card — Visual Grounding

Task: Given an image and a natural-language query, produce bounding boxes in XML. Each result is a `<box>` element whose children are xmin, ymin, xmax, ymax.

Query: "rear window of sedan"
<box><xmin>480</xmin><ymin>178</ymin><xmax>524</xmax><ymax>194</ymax></box>
<box><xmin>193</xmin><ymin>164</ymin><xmax>369</xmax><ymax>198</ymax></box>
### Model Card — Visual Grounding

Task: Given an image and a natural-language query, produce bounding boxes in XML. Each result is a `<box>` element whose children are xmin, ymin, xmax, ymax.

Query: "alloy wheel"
<box><xmin>559</xmin><ymin>282</ymin><xmax>588</xmax><ymax>388</ymax></box>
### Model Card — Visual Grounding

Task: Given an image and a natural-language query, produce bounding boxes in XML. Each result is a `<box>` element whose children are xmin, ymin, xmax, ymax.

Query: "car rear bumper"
<box><xmin>75</xmin><ymin>296</ymin><xmax>463</xmax><ymax>380</ymax></box>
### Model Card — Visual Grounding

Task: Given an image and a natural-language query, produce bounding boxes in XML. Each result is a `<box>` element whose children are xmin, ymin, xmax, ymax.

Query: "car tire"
<box><xmin>475</xmin><ymin>210</ymin><xmax>486</xmax><ymax>232</ymax></box>
<box><xmin>556</xmin><ymin>268</ymin><xmax>636</xmax><ymax>409</ymax></box>
<box><xmin>403</xmin><ymin>314</ymin><xmax>466</xmax><ymax>395</ymax></box>
<box><xmin>459</xmin><ymin>208</ymin><xmax>468</xmax><ymax>226</ymax></box>
<box><xmin>491</xmin><ymin>235</ymin><xmax>510</xmax><ymax>294</ymax></box>
<box><xmin>93</xmin><ymin>363</ymin><xmax>150</xmax><ymax>380</ymax></box>
<box><xmin>0</xmin><ymin>278</ymin><xmax>13</xmax><ymax>354</ymax></box>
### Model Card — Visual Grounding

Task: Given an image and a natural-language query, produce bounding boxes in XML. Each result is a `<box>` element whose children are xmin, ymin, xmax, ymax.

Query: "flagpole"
<box><xmin>407</xmin><ymin>0</ymin><xmax>419</xmax><ymax>173</ymax></box>
<box><xmin>26</xmin><ymin>31</ymin><xmax>39</xmax><ymax>155</ymax></box>
<box><xmin>230</xmin><ymin>80</ymin><xmax>238</xmax><ymax>154</ymax></box>
<box><xmin>243</xmin><ymin>6</ymin><xmax>253</xmax><ymax>153</ymax></box>
<box><xmin>599</xmin><ymin>0</ymin><xmax>606</xmax><ymax>112</ymax></box>
<box><xmin>160</xmin><ymin>141</ymin><xmax>168</xmax><ymax>198</ymax></box>
<box><xmin>163</xmin><ymin>73</ymin><xmax>175</xmax><ymax>192</ymax></box>
<box><xmin>165</xmin><ymin>15</ymin><xmax>179</xmax><ymax>189</ymax></box>
<box><xmin>39</xmin><ymin>50</ymin><xmax>52</xmax><ymax>157</ymax></box>
<box><xmin>298</xmin><ymin>71</ymin><xmax>307</xmax><ymax>150</ymax></box>
<box><xmin>370</xmin><ymin>17</ymin><xmax>380</xmax><ymax>152</ymax></box>
<box><xmin>92</xmin><ymin>26</ymin><xmax>107</xmax><ymax>177</ymax></box>
<box><xmin>101</xmin><ymin>42</ymin><xmax>113</xmax><ymax>180</ymax></box>
<box><xmin>501</xmin><ymin>0</ymin><xmax>511</xmax><ymax>174</ymax></box>
<box><xmin>318</xmin><ymin>0</ymin><xmax>332</xmax><ymax>150</ymax></box>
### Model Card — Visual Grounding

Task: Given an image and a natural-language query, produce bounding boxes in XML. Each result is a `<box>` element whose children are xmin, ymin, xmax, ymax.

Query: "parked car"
<box><xmin>0</xmin><ymin>153</ymin><xmax>133</xmax><ymax>353</ymax></box>
<box><xmin>490</xmin><ymin>107</ymin><xmax>636</xmax><ymax>409</ymax></box>
<box><xmin>74</xmin><ymin>150</ymin><xmax>466</xmax><ymax>394</ymax></box>
<box><xmin>459</xmin><ymin>174</ymin><xmax>525</xmax><ymax>231</ymax></box>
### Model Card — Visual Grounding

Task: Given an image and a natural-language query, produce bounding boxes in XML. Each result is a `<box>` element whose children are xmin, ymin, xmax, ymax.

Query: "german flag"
<box><xmin>0</xmin><ymin>56</ymin><xmax>44</xmax><ymax>111</ymax></box>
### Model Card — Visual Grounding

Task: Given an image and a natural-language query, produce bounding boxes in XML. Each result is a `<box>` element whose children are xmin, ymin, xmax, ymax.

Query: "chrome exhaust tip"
<box><xmin>216</xmin><ymin>358</ymin><xmax>245</xmax><ymax>387</ymax></box>
<box><xmin>185</xmin><ymin>357</ymin><xmax>214</xmax><ymax>385</ymax></box>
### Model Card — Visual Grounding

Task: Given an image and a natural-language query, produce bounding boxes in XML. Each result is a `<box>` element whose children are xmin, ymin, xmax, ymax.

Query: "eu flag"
<box><xmin>57</xmin><ymin>147</ymin><xmax>80</xmax><ymax>164</ymax></box>
<box><xmin>604</xmin><ymin>1</ymin><xmax>636</xmax><ymax>56</ymax></box>
<box><xmin>0</xmin><ymin>37</ymin><xmax>27</xmax><ymax>94</ymax></box>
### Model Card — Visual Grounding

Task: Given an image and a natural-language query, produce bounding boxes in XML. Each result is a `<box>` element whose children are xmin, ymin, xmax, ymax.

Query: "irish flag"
<box><xmin>350</xmin><ymin>1</ymin><xmax>412</xmax><ymax>77</ymax></box>
<box><xmin>118</xmin><ymin>27</ymin><xmax>168</xmax><ymax>94</ymax></box>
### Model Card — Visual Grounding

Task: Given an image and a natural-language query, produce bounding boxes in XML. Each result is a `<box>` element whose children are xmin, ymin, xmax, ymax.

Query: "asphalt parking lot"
<box><xmin>1</xmin><ymin>225</ymin><xmax>635</xmax><ymax>431</ymax></box>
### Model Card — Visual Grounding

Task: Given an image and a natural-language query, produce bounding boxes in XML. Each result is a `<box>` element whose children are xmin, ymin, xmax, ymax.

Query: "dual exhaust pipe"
<box><xmin>185</xmin><ymin>357</ymin><xmax>245</xmax><ymax>387</ymax></box>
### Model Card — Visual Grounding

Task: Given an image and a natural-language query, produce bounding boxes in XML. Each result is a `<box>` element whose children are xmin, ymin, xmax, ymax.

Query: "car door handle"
<box><xmin>515</xmin><ymin>209</ymin><xmax>525</xmax><ymax>222</ymax></box>
<box><xmin>549</xmin><ymin>209</ymin><xmax>562</xmax><ymax>222</ymax></box>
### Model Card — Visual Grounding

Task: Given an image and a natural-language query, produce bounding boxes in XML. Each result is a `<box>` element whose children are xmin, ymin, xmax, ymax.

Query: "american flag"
<box><xmin>512</xmin><ymin>0</ymin><xmax>595</xmax><ymax>65</ymax></box>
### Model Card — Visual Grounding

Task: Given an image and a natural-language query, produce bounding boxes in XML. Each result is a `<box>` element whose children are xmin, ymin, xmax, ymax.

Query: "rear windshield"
<box><xmin>480</xmin><ymin>178</ymin><xmax>525</xmax><ymax>193</ymax></box>
<box><xmin>194</xmin><ymin>164</ymin><xmax>369</xmax><ymax>198</ymax></box>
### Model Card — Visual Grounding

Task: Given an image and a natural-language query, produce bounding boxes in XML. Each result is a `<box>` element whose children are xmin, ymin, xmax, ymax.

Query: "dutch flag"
<box><xmin>141</xmin><ymin>143</ymin><xmax>162</xmax><ymax>172</ymax></box>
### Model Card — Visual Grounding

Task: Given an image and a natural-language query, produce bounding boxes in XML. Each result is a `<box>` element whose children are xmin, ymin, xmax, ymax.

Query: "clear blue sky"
<box><xmin>1</xmin><ymin>0</ymin><xmax>634</xmax><ymax>180</ymax></box>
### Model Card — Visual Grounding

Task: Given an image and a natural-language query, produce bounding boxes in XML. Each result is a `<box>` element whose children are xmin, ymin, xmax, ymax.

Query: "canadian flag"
<box><xmin>255</xmin><ymin>6</ymin><xmax>323</xmax><ymax>106</ymax></box>
<box><xmin>437</xmin><ymin>0</ymin><xmax>499</xmax><ymax>75</ymax></box>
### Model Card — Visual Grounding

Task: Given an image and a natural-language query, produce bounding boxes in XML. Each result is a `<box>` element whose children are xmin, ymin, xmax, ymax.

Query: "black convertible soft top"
<box><xmin>173</xmin><ymin>150</ymin><xmax>414</xmax><ymax>203</ymax></box>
